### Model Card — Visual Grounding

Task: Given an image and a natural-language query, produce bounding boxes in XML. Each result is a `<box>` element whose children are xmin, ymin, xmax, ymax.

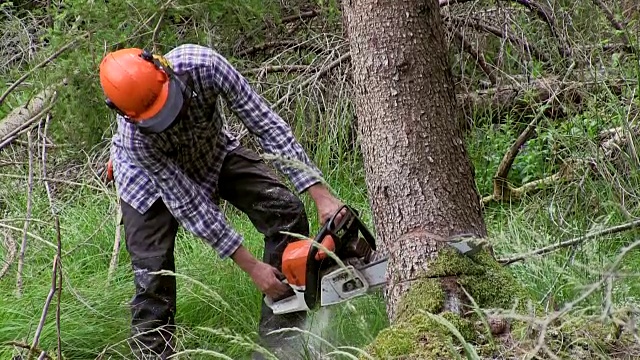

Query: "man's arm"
<box><xmin>202</xmin><ymin>47</ymin><xmax>323</xmax><ymax>194</ymax></box>
<box><xmin>122</xmin><ymin>136</ymin><xmax>292</xmax><ymax>299</ymax></box>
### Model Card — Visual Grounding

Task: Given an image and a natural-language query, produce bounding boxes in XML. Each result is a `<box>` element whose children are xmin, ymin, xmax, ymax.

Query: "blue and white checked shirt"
<box><xmin>110</xmin><ymin>44</ymin><xmax>322</xmax><ymax>259</ymax></box>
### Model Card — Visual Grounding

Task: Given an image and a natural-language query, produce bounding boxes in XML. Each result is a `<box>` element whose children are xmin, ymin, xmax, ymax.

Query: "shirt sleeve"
<box><xmin>202</xmin><ymin>48</ymin><xmax>323</xmax><ymax>194</ymax></box>
<box><xmin>123</xmin><ymin>135</ymin><xmax>243</xmax><ymax>259</ymax></box>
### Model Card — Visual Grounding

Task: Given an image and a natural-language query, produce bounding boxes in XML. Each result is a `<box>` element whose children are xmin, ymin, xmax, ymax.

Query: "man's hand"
<box><xmin>231</xmin><ymin>245</ymin><xmax>291</xmax><ymax>300</ymax></box>
<box><xmin>307</xmin><ymin>183</ymin><xmax>346</xmax><ymax>225</ymax></box>
<box><xmin>247</xmin><ymin>262</ymin><xmax>291</xmax><ymax>300</ymax></box>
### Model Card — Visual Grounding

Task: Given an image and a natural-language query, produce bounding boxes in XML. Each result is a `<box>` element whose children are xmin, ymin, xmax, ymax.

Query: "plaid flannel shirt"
<box><xmin>110</xmin><ymin>44</ymin><xmax>322</xmax><ymax>259</ymax></box>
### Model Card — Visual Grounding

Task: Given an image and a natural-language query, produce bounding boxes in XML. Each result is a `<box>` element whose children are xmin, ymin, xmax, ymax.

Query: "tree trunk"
<box><xmin>341</xmin><ymin>0</ymin><xmax>534</xmax><ymax>358</ymax></box>
<box><xmin>343</xmin><ymin>0</ymin><xmax>486</xmax><ymax>320</ymax></box>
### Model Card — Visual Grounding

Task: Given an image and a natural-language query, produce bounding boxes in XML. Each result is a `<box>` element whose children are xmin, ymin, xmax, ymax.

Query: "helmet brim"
<box><xmin>135</xmin><ymin>76</ymin><xmax>185</xmax><ymax>134</ymax></box>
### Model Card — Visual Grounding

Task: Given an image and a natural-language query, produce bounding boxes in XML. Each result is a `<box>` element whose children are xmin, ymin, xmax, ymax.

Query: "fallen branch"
<box><xmin>0</xmin><ymin>88</ymin><xmax>57</xmax><ymax>150</ymax></box>
<box><xmin>16</xmin><ymin>130</ymin><xmax>34</xmax><ymax>297</ymax></box>
<box><xmin>0</xmin><ymin>35</ymin><xmax>81</xmax><ymax>106</ymax></box>
<box><xmin>482</xmin><ymin>168</ymin><xmax>570</xmax><ymax>205</ymax></box>
<box><xmin>236</xmin><ymin>40</ymin><xmax>298</xmax><ymax>57</ymax></box>
<box><xmin>510</xmin><ymin>0</ymin><xmax>571</xmax><ymax>58</ymax></box>
<box><xmin>498</xmin><ymin>219</ymin><xmax>640</xmax><ymax>265</ymax></box>
<box><xmin>452</xmin><ymin>27</ymin><xmax>498</xmax><ymax>85</ymax></box>
<box><xmin>490</xmin><ymin>99</ymin><xmax>553</xmax><ymax>201</ymax></box>
<box><xmin>457</xmin><ymin>73</ymin><xmax>631</xmax><ymax>123</ymax></box>
<box><xmin>592</xmin><ymin>0</ymin><xmax>631</xmax><ymax>47</ymax></box>
<box><xmin>30</xmin><ymin>254</ymin><xmax>59</xmax><ymax>357</ymax></box>
<box><xmin>0</xmin><ymin>232</ymin><xmax>16</xmax><ymax>280</ymax></box>
<box><xmin>449</xmin><ymin>15</ymin><xmax>549</xmax><ymax>63</ymax></box>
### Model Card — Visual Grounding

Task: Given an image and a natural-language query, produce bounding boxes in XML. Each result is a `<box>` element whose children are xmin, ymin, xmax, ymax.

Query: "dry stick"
<box><xmin>234</xmin><ymin>9</ymin><xmax>320</xmax><ymax>51</ymax></box>
<box><xmin>0</xmin><ymin>173</ymin><xmax>105</xmax><ymax>192</ymax></box>
<box><xmin>0</xmin><ymin>36</ymin><xmax>82</xmax><ymax>106</ymax></box>
<box><xmin>452</xmin><ymin>28</ymin><xmax>497</xmax><ymax>86</ymax></box>
<box><xmin>0</xmin><ymin>232</ymin><xmax>17</xmax><ymax>280</ymax></box>
<box><xmin>498</xmin><ymin>218</ymin><xmax>640</xmax><ymax>265</ymax></box>
<box><xmin>107</xmin><ymin>201</ymin><xmax>122</xmax><ymax>283</ymax></box>
<box><xmin>481</xmin><ymin>169</ymin><xmax>566</xmax><ymax>204</ymax></box>
<box><xmin>16</xmin><ymin>130</ymin><xmax>34</xmax><ymax>297</ymax></box>
<box><xmin>41</xmin><ymin>113</ymin><xmax>63</xmax><ymax>360</ymax></box>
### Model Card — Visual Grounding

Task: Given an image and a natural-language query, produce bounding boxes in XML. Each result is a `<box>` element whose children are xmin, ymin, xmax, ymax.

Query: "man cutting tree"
<box><xmin>99</xmin><ymin>43</ymin><xmax>345</xmax><ymax>359</ymax></box>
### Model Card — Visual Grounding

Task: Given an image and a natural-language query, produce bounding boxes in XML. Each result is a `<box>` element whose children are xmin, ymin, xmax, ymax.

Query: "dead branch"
<box><xmin>0</xmin><ymin>232</ymin><xmax>16</xmax><ymax>280</ymax></box>
<box><xmin>272</xmin><ymin>52</ymin><xmax>351</xmax><ymax>109</ymax></box>
<box><xmin>499</xmin><ymin>219</ymin><xmax>640</xmax><ymax>265</ymax></box>
<box><xmin>457</xmin><ymin>73</ymin><xmax>631</xmax><ymax>123</ymax></box>
<box><xmin>509</xmin><ymin>0</ymin><xmax>571</xmax><ymax>58</ymax></box>
<box><xmin>450</xmin><ymin>15</ymin><xmax>549</xmax><ymax>63</ymax></box>
<box><xmin>0</xmin><ymin>35</ymin><xmax>82</xmax><ymax>106</ymax></box>
<box><xmin>234</xmin><ymin>9</ymin><xmax>321</xmax><ymax>51</ymax></box>
<box><xmin>492</xmin><ymin>105</ymin><xmax>549</xmax><ymax>198</ymax></box>
<box><xmin>16</xmin><ymin>130</ymin><xmax>34</xmax><ymax>297</ymax></box>
<box><xmin>439</xmin><ymin>0</ymin><xmax>470</xmax><ymax>6</ymax></box>
<box><xmin>592</xmin><ymin>0</ymin><xmax>631</xmax><ymax>46</ymax></box>
<box><xmin>151</xmin><ymin>11</ymin><xmax>165</xmax><ymax>54</ymax></box>
<box><xmin>452</xmin><ymin>27</ymin><xmax>497</xmax><ymax>85</ymax></box>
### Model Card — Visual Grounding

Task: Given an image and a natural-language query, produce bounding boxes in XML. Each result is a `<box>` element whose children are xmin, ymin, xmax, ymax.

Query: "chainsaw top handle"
<box><xmin>306</xmin><ymin>204</ymin><xmax>377</xmax><ymax>267</ymax></box>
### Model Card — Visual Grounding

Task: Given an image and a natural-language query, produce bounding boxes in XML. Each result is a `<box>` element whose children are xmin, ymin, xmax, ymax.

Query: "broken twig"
<box><xmin>499</xmin><ymin>219</ymin><xmax>640</xmax><ymax>265</ymax></box>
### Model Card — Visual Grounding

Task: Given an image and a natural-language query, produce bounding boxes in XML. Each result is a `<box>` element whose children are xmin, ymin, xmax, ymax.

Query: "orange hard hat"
<box><xmin>99</xmin><ymin>48</ymin><xmax>186</xmax><ymax>133</ymax></box>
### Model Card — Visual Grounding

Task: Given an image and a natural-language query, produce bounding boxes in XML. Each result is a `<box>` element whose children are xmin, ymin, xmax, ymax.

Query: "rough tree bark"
<box><xmin>343</xmin><ymin>0</ymin><xmax>487</xmax><ymax>316</ymax></box>
<box><xmin>342</xmin><ymin>0</ymin><xmax>534</xmax><ymax>358</ymax></box>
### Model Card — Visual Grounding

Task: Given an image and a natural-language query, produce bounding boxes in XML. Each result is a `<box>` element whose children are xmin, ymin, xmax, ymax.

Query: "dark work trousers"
<box><xmin>120</xmin><ymin>145</ymin><xmax>310</xmax><ymax>359</ymax></box>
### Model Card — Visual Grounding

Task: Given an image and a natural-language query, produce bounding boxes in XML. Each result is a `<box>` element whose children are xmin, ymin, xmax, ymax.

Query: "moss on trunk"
<box><xmin>361</xmin><ymin>246</ymin><xmax>639</xmax><ymax>359</ymax></box>
<box><xmin>361</xmin><ymin>246</ymin><xmax>537</xmax><ymax>359</ymax></box>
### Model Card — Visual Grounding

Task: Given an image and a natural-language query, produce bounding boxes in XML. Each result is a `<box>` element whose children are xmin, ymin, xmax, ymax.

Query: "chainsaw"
<box><xmin>264</xmin><ymin>204</ymin><xmax>387</xmax><ymax>315</ymax></box>
<box><xmin>263</xmin><ymin>205</ymin><xmax>486</xmax><ymax>315</ymax></box>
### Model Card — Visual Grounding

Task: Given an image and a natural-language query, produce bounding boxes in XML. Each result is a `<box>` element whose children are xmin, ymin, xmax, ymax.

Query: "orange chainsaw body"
<box><xmin>266</xmin><ymin>205</ymin><xmax>376</xmax><ymax>314</ymax></box>
<box><xmin>281</xmin><ymin>235</ymin><xmax>336</xmax><ymax>287</ymax></box>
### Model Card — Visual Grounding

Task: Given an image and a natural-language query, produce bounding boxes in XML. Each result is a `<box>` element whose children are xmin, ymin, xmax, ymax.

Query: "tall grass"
<box><xmin>1</xmin><ymin>0</ymin><xmax>640</xmax><ymax>358</ymax></box>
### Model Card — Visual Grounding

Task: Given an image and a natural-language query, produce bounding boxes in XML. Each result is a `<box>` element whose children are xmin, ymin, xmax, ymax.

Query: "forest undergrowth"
<box><xmin>1</xmin><ymin>0</ymin><xmax>640</xmax><ymax>359</ymax></box>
